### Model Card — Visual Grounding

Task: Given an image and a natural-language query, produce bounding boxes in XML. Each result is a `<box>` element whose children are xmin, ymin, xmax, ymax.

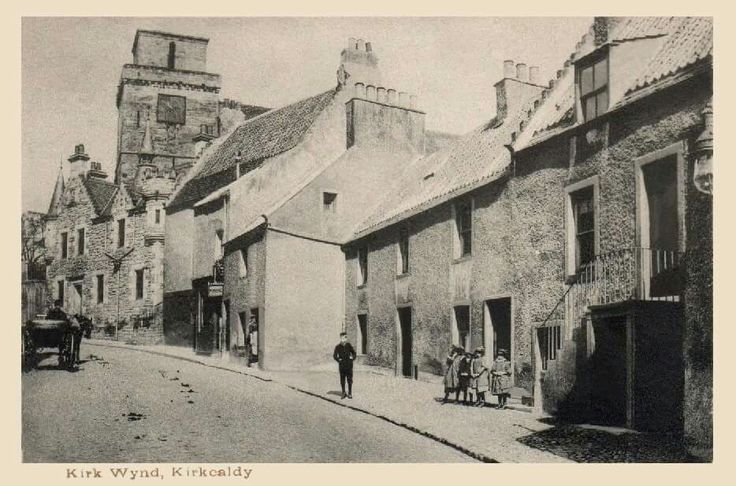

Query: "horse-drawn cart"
<box><xmin>22</xmin><ymin>317</ymin><xmax>84</xmax><ymax>370</ymax></box>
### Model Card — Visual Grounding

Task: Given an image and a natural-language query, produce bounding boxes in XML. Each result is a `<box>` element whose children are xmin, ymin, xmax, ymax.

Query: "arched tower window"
<box><xmin>168</xmin><ymin>42</ymin><xmax>176</xmax><ymax>69</ymax></box>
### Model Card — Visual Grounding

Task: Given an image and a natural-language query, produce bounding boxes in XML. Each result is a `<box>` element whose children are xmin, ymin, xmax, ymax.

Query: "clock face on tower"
<box><xmin>156</xmin><ymin>94</ymin><xmax>186</xmax><ymax>125</ymax></box>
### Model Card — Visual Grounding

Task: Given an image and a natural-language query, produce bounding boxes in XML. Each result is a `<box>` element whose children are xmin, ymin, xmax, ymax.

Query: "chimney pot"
<box><xmin>365</xmin><ymin>41</ymin><xmax>372</xmax><ymax>52</ymax></box>
<box><xmin>349</xmin><ymin>37</ymin><xmax>356</xmax><ymax>49</ymax></box>
<box><xmin>556</xmin><ymin>69</ymin><xmax>564</xmax><ymax>79</ymax></box>
<box><xmin>503</xmin><ymin>60</ymin><xmax>516</xmax><ymax>78</ymax></box>
<box><xmin>357</xmin><ymin>39</ymin><xmax>366</xmax><ymax>51</ymax></box>
<box><xmin>377</xmin><ymin>87</ymin><xmax>387</xmax><ymax>103</ymax></box>
<box><xmin>398</xmin><ymin>92</ymin><xmax>409</xmax><ymax>108</ymax></box>
<box><xmin>366</xmin><ymin>85</ymin><xmax>376</xmax><ymax>101</ymax></box>
<box><xmin>410</xmin><ymin>95</ymin><xmax>417</xmax><ymax>110</ymax></box>
<box><xmin>529</xmin><ymin>66</ymin><xmax>540</xmax><ymax>85</ymax></box>
<box><xmin>355</xmin><ymin>82</ymin><xmax>366</xmax><ymax>99</ymax></box>
<box><xmin>516</xmin><ymin>63</ymin><xmax>528</xmax><ymax>82</ymax></box>
<box><xmin>387</xmin><ymin>89</ymin><xmax>397</xmax><ymax>105</ymax></box>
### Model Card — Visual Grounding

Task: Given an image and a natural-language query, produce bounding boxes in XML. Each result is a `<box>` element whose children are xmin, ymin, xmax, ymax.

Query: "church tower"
<box><xmin>115</xmin><ymin>30</ymin><xmax>221</xmax><ymax>191</ymax></box>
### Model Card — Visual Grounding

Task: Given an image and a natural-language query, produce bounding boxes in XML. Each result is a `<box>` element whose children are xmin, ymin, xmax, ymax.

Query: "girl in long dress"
<box><xmin>471</xmin><ymin>347</ymin><xmax>491</xmax><ymax>407</ymax></box>
<box><xmin>442</xmin><ymin>346</ymin><xmax>461</xmax><ymax>403</ymax></box>
<box><xmin>491</xmin><ymin>349</ymin><xmax>512</xmax><ymax>409</ymax></box>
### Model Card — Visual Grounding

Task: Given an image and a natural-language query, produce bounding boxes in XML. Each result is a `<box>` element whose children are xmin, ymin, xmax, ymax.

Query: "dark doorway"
<box><xmin>196</xmin><ymin>297</ymin><xmax>221</xmax><ymax>355</ymax></box>
<box><xmin>357</xmin><ymin>314</ymin><xmax>368</xmax><ymax>354</ymax></box>
<box><xmin>453</xmin><ymin>305</ymin><xmax>470</xmax><ymax>351</ymax></box>
<box><xmin>223</xmin><ymin>300</ymin><xmax>231</xmax><ymax>352</ymax></box>
<box><xmin>590</xmin><ymin>316</ymin><xmax>628</xmax><ymax>426</ymax></box>
<box><xmin>485</xmin><ymin>298</ymin><xmax>511</xmax><ymax>360</ymax></box>
<box><xmin>398</xmin><ymin>307</ymin><xmax>413</xmax><ymax>377</ymax></box>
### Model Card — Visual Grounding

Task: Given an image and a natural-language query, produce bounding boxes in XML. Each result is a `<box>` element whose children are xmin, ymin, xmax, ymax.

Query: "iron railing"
<box><xmin>212</xmin><ymin>259</ymin><xmax>225</xmax><ymax>283</ymax></box>
<box><xmin>538</xmin><ymin>247</ymin><xmax>683</xmax><ymax>368</ymax></box>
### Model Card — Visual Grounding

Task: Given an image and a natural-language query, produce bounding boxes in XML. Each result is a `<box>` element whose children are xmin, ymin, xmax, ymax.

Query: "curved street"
<box><xmin>22</xmin><ymin>345</ymin><xmax>474</xmax><ymax>463</ymax></box>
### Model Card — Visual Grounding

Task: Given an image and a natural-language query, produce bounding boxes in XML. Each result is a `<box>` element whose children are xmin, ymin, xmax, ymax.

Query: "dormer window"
<box><xmin>168</xmin><ymin>42</ymin><xmax>176</xmax><ymax>69</ymax></box>
<box><xmin>578</xmin><ymin>53</ymin><xmax>609</xmax><ymax>122</ymax></box>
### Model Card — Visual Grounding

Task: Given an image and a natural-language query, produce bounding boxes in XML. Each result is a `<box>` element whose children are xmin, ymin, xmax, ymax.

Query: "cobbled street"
<box><xmin>22</xmin><ymin>346</ymin><xmax>474</xmax><ymax>463</ymax></box>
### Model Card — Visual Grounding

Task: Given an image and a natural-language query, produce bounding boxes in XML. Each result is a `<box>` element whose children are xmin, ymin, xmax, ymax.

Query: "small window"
<box><xmin>117</xmin><ymin>219</ymin><xmax>126</xmax><ymax>248</ymax></box>
<box><xmin>167</xmin><ymin>41</ymin><xmax>176</xmax><ymax>69</ymax></box>
<box><xmin>357</xmin><ymin>247</ymin><xmax>368</xmax><ymax>286</ymax></box>
<box><xmin>238</xmin><ymin>247</ymin><xmax>248</xmax><ymax>278</ymax></box>
<box><xmin>135</xmin><ymin>269</ymin><xmax>144</xmax><ymax>300</ymax></box>
<box><xmin>96</xmin><ymin>274</ymin><xmax>105</xmax><ymax>304</ymax></box>
<box><xmin>398</xmin><ymin>227</ymin><xmax>409</xmax><ymax>274</ymax></box>
<box><xmin>157</xmin><ymin>94</ymin><xmax>186</xmax><ymax>125</ymax></box>
<box><xmin>323</xmin><ymin>192</ymin><xmax>338</xmax><ymax>213</ymax></box>
<box><xmin>357</xmin><ymin>314</ymin><xmax>368</xmax><ymax>354</ymax></box>
<box><xmin>57</xmin><ymin>280</ymin><xmax>65</xmax><ymax>304</ymax></box>
<box><xmin>77</xmin><ymin>228</ymin><xmax>85</xmax><ymax>256</ymax></box>
<box><xmin>578</xmin><ymin>55</ymin><xmax>609</xmax><ymax>122</ymax></box>
<box><xmin>60</xmin><ymin>232</ymin><xmax>68</xmax><ymax>259</ymax></box>
<box><xmin>455</xmin><ymin>201</ymin><xmax>473</xmax><ymax>258</ymax></box>
<box><xmin>571</xmin><ymin>187</ymin><xmax>596</xmax><ymax>270</ymax></box>
<box><xmin>155</xmin><ymin>209</ymin><xmax>161</xmax><ymax>224</ymax></box>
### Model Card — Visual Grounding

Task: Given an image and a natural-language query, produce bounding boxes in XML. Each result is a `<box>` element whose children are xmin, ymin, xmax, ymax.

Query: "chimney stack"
<box><xmin>516</xmin><ymin>63</ymin><xmax>529</xmax><ymax>82</ymax></box>
<box><xmin>87</xmin><ymin>161</ymin><xmax>108</xmax><ymax>180</ymax></box>
<box><xmin>68</xmin><ymin>143</ymin><xmax>90</xmax><ymax>179</ymax></box>
<box><xmin>339</xmin><ymin>36</ymin><xmax>382</xmax><ymax>88</ymax></box>
<box><xmin>494</xmin><ymin>60</ymin><xmax>545</xmax><ymax>122</ymax></box>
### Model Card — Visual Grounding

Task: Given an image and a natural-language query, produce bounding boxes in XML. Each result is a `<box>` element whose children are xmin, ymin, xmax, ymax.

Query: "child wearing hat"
<box><xmin>491</xmin><ymin>349</ymin><xmax>512</xmax><ymax>409</ymax></box>
<box><xmin>471</xmin><ymin>347</ymin><xmax>491</xmax><ymax>407</ymax></box>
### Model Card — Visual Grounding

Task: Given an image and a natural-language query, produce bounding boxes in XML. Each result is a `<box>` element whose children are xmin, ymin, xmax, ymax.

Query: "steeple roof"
<box><xmin>46</xmin><ymin>167</ymin><xmax>65</xmax><ymax>217</ymax></box>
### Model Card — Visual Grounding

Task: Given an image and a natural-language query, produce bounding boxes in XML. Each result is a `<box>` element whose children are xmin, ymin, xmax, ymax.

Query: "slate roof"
<box><xmin>83</xmin><ymin>177</ymin><xmax>119</xmax><ymax>216</ymax></box>
<box><xmin>168</xmin><ymin>89</ymin><xmax>336</xmax><ymax>211</ymax></box>
<box><xmin>46</xmin><ymin>169</ymin><xmax>65</xmax><ymax>217</ymax></box>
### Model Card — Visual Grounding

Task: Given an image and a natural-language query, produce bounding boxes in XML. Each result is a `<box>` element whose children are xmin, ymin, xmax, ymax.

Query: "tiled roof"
<box><xmin>83</xmin><ymin>177</ymin><xmax>118</xmax><ymax>216</ymax></box>
<box><xmin>521</xmin><ymin>16</ymin><xmax>712</xmax><ymax>148</ymax></box>
<box><xmin>624</xmin><ymin>17</ymin><xmax>712</xmax><ymax>95</ymax></box>
<box><xmin>354</xmin><ymin>102</ymin><xmax>533</xmax><ymax>237</ymax></box>
<box><xmin>169</xmin><ymin>89</ymin><xmax>336</xmax><ymax>210</ymax></box>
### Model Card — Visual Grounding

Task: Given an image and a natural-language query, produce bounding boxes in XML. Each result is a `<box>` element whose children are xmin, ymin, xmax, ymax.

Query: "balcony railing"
<box><xmin>538</xmin><ymin>247</ymin><xmax>683</xmax><ymax>365</ymax></box>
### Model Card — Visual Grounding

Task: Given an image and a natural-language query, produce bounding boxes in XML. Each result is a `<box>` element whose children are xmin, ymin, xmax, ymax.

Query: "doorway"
<box><xmin>452</xmin><ymin>305</ymin><xmax>470</xmax><ymax>351</ymax></box>
<box><xmin>590</xmin><ymin>316</ymin><xmax>628</xmax><ymax>426</ymax></box>
<box><xmin>484</xmin><ymin>298</ymin><xmax>511</xmax><ymax>360</ymax></box>
<box><xmin>397</xmin><ymin>307</ymin><xmax>413</xmax><ymax>377</ymax></box>
<box><xmin>639</xmin><ymin>154</ymin><xmax>682</xmax><ymax>298</ymax></box>
<box><xmin>68</xmin><ymin>281</ymin><xmax>83</xmax><ymax>315</ymax></box>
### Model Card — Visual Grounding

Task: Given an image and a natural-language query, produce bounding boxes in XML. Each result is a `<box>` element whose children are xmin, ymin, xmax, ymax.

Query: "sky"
<box><xmin>21</xmin><ymin>16</ymin><xmax>592</xmax><ymax>213</ymax></box>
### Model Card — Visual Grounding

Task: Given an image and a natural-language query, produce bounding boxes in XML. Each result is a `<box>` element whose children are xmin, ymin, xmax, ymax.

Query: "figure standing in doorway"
<box><xmin>333</xmin><ymin>332</ymin><xmax>356</xmax><ymax>399</ymax></box>
<box><xmin>491</xmin><ymin>349</ymin><xmax>512</xmax><ymax>409</ymax></box>
<box><xmin>248</xmin><ymin>317</ymin><xmax>258</xmax><ymax>365</ymax></box>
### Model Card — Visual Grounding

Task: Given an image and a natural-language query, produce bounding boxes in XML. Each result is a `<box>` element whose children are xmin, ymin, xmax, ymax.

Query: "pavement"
<box><xmin>67</xmin><ymin>339</ymin><xmax>695</xmax><ymax>463</ymax></box>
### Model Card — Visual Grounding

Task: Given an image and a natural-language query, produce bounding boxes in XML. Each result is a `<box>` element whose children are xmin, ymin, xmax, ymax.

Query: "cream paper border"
<box><xmin>2</xmin><ymin>1</ymin><xmax>732</xmax><ymax>484</ymax></box>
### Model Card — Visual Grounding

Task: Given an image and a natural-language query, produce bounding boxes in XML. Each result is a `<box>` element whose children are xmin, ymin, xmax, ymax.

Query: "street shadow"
<box><xmin>515</xmin><ymin>420</ymin><xmax>699</xmax><ymax>463</ymax></box>
<box><xmin>326</xmin><ymin>391</ymin><xmax>344</xmax><ymax>397</ymax></box>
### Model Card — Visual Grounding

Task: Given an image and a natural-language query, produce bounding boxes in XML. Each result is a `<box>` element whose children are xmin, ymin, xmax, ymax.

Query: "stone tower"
<box><xmin>115</xmin><ymin>30</ymin><xmax>222</xmax><ymax>191</ymax></box>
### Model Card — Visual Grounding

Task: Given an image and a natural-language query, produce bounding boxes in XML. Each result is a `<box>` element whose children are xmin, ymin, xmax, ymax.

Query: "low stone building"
<box><xmin>342</xmin><ymin>16</ymin><xmax>712</xmax><ymax>458</ymax></box>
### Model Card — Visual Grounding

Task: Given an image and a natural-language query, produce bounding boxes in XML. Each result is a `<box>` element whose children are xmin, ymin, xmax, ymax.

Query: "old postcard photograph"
<box><xmin>18</xmin><ymin>13</ymin><xmax>714</xmax><ymax>469</ymax></box>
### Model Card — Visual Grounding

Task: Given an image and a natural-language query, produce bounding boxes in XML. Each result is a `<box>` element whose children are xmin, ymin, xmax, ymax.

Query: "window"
<box><xmin>157</xmin><ymin>94</ymin><xmax>186</xmax><ymax>125</ymax></box>
<box><xmin>454</xmin><ymin>201</ymin><xmax>473</xmax><ymax>258</ymax></box>
<box><xmin>117</xmin><ymin>219</ymin><xmax>126</xmax><ymax>248</ymax></box>
<box><xmin>96</xmin><ymin>274</ymin><xmax>105</xmax><ymax>304</ymax></box>
<box><xmin>323</xmin><ymin>192</ymin><xmax>338</xmax><ymax>213</ymax></box>
<box><xmin>135</xmin><ymin>269</ymin><xmax>144</xmax><ymax>300</ymax></box>
<box><xmin>571</xmin><ymin>186</ymin><xmax>596</xmax><ymax>271</ymax></box>
<box><xmin>357</xmin><ymin>314</ymin><xmax>368</xmax><ymax>354</ymax></box>
<box><xmin>60</xmin><ymin>232</ymin><xmax>68</xmax><ymax>259</ymax></box>
<box><xmin>578</xmin><ymin>54</ymin><xmax>609</xmax><ymax>122</ymax></box>
<box><xmin>398</xmin><ymin>227</ymin><xmax>409</xmax><ymax>274</ymax></box>
<box><xmin>167</xmin><ymin>41</ymin><xmax>176</xmax><ymax>69</ymax></box>
<box><xmin>538</xmin><ymin>325</ymin><xmax>562</xmax><ymax>371</ymax></box>
<box><xmin>357</xmin><ymin>246</ymin><xmax>368</xmax><ymax>286</ymax></box>
<box><xmin>155</xmin><ymin>209</ymin><xmax>161</xmax><ymax>224</ymax></box>
<box><xmin>57</xmin><ymin>280</ymin><xmax>64</xmax><ymax>304</ymax></box>
<box><xmin>238</xmin><ymin>247</ymin><xmax>248</xmax><ymax>278</ymax></box>
<box><xmin>77</xmin><ymin>228</ymin><xmax>85</xmax><ymax>256</ymax></box>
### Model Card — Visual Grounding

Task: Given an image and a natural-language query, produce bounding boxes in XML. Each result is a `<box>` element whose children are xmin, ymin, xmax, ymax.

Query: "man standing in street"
<box><xmin>333</xmin><ymin>332</ymin><xmax>356</xmax><ymax>399</ymax></box>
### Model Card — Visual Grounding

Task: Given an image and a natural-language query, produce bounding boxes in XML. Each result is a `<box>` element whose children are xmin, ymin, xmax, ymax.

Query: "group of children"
<box><xmin>442</xmin><ymin>345</ymin><xmax>512</xmax><ymax>409</ymax></box>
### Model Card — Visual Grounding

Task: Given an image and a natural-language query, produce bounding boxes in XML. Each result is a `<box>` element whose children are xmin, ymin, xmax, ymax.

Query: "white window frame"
<box><xmin>117</xmin><ymin>218</ymin><xmax>127</xmax><ymax>248</ymax></box>
<box><xmin>321</xmin><ymin>190</ymin><xmax>339</xmax><ymax>214</ymax></box>
<box><xmin>60</xmin><ymin>231</ymin><xmax>69</xmax><ymax>259</ymax></box>
<box><xmin>95</xmin><ymin>272</ymin><xmax>105</xmax><ymax>305</ymax></box>
<box><xmin>452</xmin><ymin>198</ymin><xmax>474</xmax><ymax>260</ymax></box>
<box><xmin>565</xmin><ymin>175</ymin><xmax>600</xmax><ymax>278</ymax></box>
<box><xmin>132</xmin><ymin>266</ymin><xmax>146</xmax><ymax>301</ymax></box>
<box><xmin>75</xmin><ymin>225</ymin><xmax>87</xmax><ymax>256</ymax></box>
<box><xmin>356</xmin><ymin>246</ymin><xmax>368</xmax><ymax>287</ymax></box>
<box><xmin>396</xmin><ymin>226</ymin><xmax>410</xmax><ymax>275</ymax></box>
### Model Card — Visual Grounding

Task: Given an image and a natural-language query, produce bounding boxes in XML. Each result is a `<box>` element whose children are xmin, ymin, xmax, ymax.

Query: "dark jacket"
<box><xmin>46</xmin><ymin>308</ymin><xmax>67</xmax><ymax>321</ymax></box>
<box><xmin>333</xmin><ymin>342</ymin><xmax>356</xmax><ymax>368</ymax></box>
